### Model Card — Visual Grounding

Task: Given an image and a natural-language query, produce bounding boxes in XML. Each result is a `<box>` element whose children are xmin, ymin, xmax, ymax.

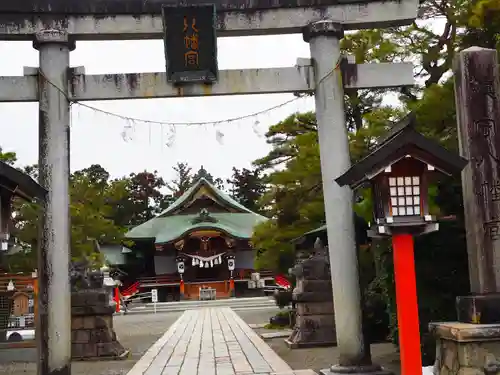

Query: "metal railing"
<box><xmin>138</xmin><ymin>275</ymin><xmax>181</xmax><ymax>286</ymax></box>
<box><xmin>137</xmin><ymin>270</ymin><xmax>275</xmax><ymax>286</ymax></box>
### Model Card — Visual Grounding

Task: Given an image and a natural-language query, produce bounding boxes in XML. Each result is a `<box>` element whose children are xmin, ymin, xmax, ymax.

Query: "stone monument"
<box><xmin>431</xmin><ymin>47</ymin><xmax>500</xmax><ymax>375</ymax></box>
<box><xmin>69</xmin><ymin>259</ymin><xmax>128</xmax><ymax>360</ymax></box>
<box><xmin>286</xmin><ymin>238</ymin><xmax>336</xmax><ymax>348</ymax></box>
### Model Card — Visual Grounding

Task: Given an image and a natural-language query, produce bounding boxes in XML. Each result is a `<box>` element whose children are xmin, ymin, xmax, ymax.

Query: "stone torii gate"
<box><xmin>0</xmin><ymin>1</ymin><xmax>418</xmax><ymax>374</ymax></box>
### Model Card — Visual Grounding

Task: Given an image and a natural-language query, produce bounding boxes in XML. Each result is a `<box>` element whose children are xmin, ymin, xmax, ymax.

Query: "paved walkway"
<box><xmin>126</xmin><ymin>307</ymin><xmax>316</xmax><ymax>375</ymax></box>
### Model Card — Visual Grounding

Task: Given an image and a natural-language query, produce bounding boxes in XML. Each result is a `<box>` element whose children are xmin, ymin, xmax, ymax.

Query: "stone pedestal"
<box><xmin>430</xmin><ymin>322</ymin><xmax>500</xmax><ymax>375</ymax></box>
<box><xmin>285</xmin><ymin>253</ymin><xmax>336</xmax><ymax>348</ymax></box>
<box><xmin>71</xmin><ymin>290</ymin><xmax>129</xmax><ymax>360</ymax></box>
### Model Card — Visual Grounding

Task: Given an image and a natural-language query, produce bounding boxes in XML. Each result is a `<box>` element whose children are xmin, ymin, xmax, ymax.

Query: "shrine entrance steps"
<box><xmin>126</xmin><ymin>307</ymin><xmax>316</xmax><ymax>375</ymax></box>
<box><xmin>125</xmin><ymin>296</ymin><xmax>276</xmax><ymax>314</ymax></box>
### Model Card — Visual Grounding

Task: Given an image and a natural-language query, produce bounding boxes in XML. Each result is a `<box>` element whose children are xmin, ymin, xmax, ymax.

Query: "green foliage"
<box><xmin>251</xmin><ymin>108</ymin><xmax>407</xmax><ymax>271</ymax></box>
<box><xmin>226</xmin><ymin>167</ymin><xmax>266</xmax><ymax>214</ymax></box>
<box><xmin>0</xmin><ymin>147</ymin><xmax>17</xmax><ymax>165</ymax></box>
<box><xmin>252</xmin><ymin>112</ymin><xmax>325</xmax><ymax>272</ymax></box>
<box><xmin>465</xmin><ymin>0</ymin><xmax>500</xmax><ymax>50</ymax></box>
<box><xmin>263</xmin><ymin>323</ymin><xmax>288</xmax><ymax>330</ymax></box>
<box><xmin>166</xmin><ymin>162</ymin><xmax>193</xmax><ymax>198</ymax></box>
<box><xmin>112</xmin><ymin>170</ymin><xmax>170</xmax><ymax>226</ymax></box>
<box><xmin>9</xmin><ymin>164</ymin><xmax>130</xmax><ymax>271</ymax></box>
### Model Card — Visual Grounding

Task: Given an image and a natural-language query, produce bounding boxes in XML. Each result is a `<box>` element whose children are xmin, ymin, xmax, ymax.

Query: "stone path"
<box><xmin>126</xmin><ymin>307</ymin><xmax>316</xmax><ymax>375</ymax></box>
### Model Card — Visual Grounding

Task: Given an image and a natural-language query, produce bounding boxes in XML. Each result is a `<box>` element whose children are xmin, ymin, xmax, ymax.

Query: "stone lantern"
<box><xmin>100</xmin><ymin>265</ymin><xmax>117</xmax><ymax>307</ymax></box>
<box><xmin>336</xmin><ymin>113</ymin><xmax>467</xmax><ymax>375</ymax></box>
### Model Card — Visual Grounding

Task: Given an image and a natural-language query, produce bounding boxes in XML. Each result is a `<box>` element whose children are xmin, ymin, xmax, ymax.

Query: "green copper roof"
<box><xmin>127</xmin><ymin>212</ymin><xmax>267</xmax><ymax>243</ymax></box>
<box><xmin>159</xmin><ymin>177</ymin><xmax>255</xmax><ymax>216</ymax></box>
<box><xmin>99</xmin><ymin>245</ymin><xmax>126</xmax><ymax>265</ymax></box>
<box><xmin>125</xmin><ymin>177</ymin><xmax>268</xmax><ymax>243</ymax></box>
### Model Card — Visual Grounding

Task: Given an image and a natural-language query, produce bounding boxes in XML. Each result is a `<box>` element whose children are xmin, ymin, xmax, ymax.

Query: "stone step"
<box><xmin>143</xmin><ymin>296</ymin><xmax>273</xmax><ymax>307</ymax></box>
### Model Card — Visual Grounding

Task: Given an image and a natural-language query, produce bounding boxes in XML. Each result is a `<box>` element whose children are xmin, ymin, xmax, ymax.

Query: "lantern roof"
<box><xmin>0</xmin><ymin>161</ymin><xmax>46</xmax><ymax>201</ymax></box>
<box><xmin>336</xmin><ymin>113</ymin><xmax>468</xmax><ymax>189</ymax></box>
<box><xmin>291</xmin><ymin>214</ymin><xmax>369</xmax><ymax>248</ymax></box>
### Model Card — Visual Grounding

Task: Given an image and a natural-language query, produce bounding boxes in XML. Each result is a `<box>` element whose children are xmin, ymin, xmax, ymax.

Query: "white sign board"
<box><xmin>151</xmin><ymin>289</ymin><xmax>158</xmax><ymax>303</ymax></box>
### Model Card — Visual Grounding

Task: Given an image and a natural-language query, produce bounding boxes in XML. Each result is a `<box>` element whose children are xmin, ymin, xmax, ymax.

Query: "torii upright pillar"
<box><xmin>34</xmin><ymin>29</ymin><xmax>74</xmax><ymax>375</ymax></box>
<box><xmin>304</xmin><ymin>20</ymin><xmax>390</xmax><ymax>375</ymax></box>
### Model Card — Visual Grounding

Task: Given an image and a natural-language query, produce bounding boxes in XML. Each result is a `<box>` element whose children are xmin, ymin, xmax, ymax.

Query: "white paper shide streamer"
<box><xmin>183</xmin><ymin>252</ymin><xmax>225</xmax><ymax>268</ymax></box>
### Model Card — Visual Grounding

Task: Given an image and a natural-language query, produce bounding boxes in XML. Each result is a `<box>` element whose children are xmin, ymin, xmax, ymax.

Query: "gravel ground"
<box><xmin>239</xmin><ymin>308</ymin><xmax>401</xmax><ymax>375</ymax></box>
<box><xmin>265</xmin><ymin>339</ymin><xmax>400</xmax><ymax>375</ymax></box>
<box><xmin>0</xmin><ymin>307</ymin><xmax>400</xmax><ymax>375</ymax></box>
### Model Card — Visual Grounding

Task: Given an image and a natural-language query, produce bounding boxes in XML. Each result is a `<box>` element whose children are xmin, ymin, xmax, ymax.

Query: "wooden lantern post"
<box><xmin>336</xmin><ymin>114</ymin><xmax>468</xmax><ymax>375</ymax></box>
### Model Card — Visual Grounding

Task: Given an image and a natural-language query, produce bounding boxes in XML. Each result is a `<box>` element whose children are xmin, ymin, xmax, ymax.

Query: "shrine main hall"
<box><xmin>121</xmin><ymin>175</ymin><xmax>273</xmax><ymax>301</ymax></box>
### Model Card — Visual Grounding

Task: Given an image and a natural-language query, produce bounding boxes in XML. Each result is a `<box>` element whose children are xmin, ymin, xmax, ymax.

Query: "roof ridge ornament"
<box><xmin>191</xmin><ymin>208</ymin><xmax>218</xmax><ymax>224</ymax></box>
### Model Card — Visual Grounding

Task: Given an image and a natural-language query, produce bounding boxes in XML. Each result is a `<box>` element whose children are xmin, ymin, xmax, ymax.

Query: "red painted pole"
<box><xmin>392</xmin><ymin>233</ymin><xmax>422</xmax><ymax>375</ymax></box>
<box><xmin>114</xmin><ymin>287</ymin><xmax>120</xmax><ymax>313</ymax></box>
<box><xmin>180</xmin><ymin>279</ymin><xmax>184</xmax><ymax>297</ymax></box>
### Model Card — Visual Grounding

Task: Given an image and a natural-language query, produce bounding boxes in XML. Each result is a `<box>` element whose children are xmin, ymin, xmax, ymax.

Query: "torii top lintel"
<box><xmin>0</xmin><ymin>0</ymin><xmax>387</xmax><ymax>14</ymax></box>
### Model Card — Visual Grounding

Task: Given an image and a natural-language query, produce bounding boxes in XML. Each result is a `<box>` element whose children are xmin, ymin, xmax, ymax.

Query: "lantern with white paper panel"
<box><xmin>176</xmin><ymin>257</ymin><xmax>185</xmax><ymax>274</ymax></box>
<box><xmin>227</xmin><ymin>255</ymin><xmax>235</xmax><ymax>271</ymax></box>
<box><xmin>336</xmin><ymin>113</ymin><xmax>468</xmax><ymax>237</ymax></box>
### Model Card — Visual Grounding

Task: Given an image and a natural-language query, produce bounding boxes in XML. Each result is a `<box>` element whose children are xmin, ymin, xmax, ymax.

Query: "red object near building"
<box><xmin>275</xmin><ymin>275</ymin><xmax>291</xmax><ymax>290</ymax></box>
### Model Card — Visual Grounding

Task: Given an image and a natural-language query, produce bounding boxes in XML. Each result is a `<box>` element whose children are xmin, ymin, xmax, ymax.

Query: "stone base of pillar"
<box><xmin>430</xmin><ymin>321</ymin><xmax>500</xmax><ymax>375</ymax></box>
<box><xmin>71</xmin><ymin>291</ymin><xmax>129</xmax><ymax>360</ymax></box>
<box><xmin>285</xmin><ymin>299</ymin><xmax>336</xmax><ymax>349</ymax></box>
<box><xmin>320</xmin><ymin>364</ymin><xmax>393</xmax><ymax>375</ymax></box>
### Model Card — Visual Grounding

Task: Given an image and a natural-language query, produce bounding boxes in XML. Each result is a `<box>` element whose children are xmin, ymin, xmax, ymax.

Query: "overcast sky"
<box><xmin>0</xmin><ymin>15</ymin><xmax>445</xmax><ymax>184</ymax></box>
<box><xmin>0</xmin><ymin>35</ymin><xmax>318</xmax><ymax>182</ymax></box>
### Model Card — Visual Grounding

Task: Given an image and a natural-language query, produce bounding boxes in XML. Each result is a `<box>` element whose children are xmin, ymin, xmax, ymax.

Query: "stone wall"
<box><xmin>71</xmin><ymin>290</ymin><xmax>128</xmax><ymax>360</ymax></box>
<box><xmin>430</xmin><ymin>322</ymin><xmax>500</xmax><ymax>375</ymax></box>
